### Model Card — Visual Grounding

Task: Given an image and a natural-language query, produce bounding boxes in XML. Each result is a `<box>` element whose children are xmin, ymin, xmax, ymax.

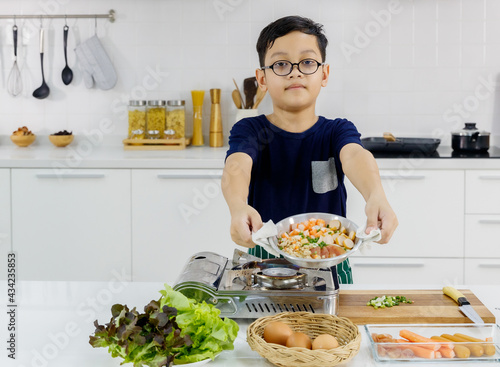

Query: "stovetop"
<box><xmin>371</xmin><ymin>146</ymin><xmax>500</xmax><ymax>159</ymax></box>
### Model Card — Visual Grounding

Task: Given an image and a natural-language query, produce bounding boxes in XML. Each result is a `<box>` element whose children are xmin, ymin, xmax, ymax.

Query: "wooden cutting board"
<box><xmin>338</xmin><ymin>289</ymin><xmax>496</xmax><ymax>324</ymax></box>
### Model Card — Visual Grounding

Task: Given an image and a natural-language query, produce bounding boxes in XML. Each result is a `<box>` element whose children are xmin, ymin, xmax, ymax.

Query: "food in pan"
<box><xmin>277</xmin><ymin>217</ymin><xmax>356</xmax><ymax>259</ymax></box>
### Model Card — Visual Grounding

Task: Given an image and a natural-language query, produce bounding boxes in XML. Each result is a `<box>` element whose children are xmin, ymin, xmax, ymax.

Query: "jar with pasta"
<box><xmin>166</xmin><ymin>100</ymin><xmax>186</xmax><ymax>139</ymax></box>
<box><xmin>146</xmin><ymin>100</ymin><xmax>166</xmax><ymax>139</ymax></box>
<box><xmin>128</xmin><ymin>100</ymin><xmax>147</xmax><ymax>139</ymax></box>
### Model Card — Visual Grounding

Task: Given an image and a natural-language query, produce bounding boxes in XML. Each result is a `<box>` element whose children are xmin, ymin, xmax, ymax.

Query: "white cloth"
<box><xmin>356</xmin><ymin>225</ymin><xmax>382</xmax><ymax>254</ymax></box>
<box><xmin>251</xmin><ymin>220</ymin><xmax>281</xmax><ymax>257</ymax></box>
<box><xmin>75</xmin><ymin>35</ymin><xmax>117</xmax><ymax>90</ymax></box>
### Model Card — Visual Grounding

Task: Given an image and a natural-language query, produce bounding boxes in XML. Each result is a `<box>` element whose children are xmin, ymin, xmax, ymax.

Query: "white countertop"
<box><xmin>2</xmin><ymin>135</ymin><xmax>500</xmax><ymax>170</ymax></box>
<box><xmin>1</xmin><ymin>281</ymin><xmax>499</xmax><ymax>367</ymax></box>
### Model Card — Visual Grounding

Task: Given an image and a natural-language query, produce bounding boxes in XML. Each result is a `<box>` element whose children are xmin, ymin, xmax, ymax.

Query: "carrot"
<box><xmin>395</xmin><ymin>339</ymin><xmax>437</xmax><ymax>359</ymax></box>
<box><xmin>441</xmin><ymin>334</ymin><xmax>484</xmax><ymax>357</ymax></box>
<box><xmin>454</xmin><ymin>333</ymin><xmax>496</xmax><ymax>356</ymax></box>
<box><xmin>399</xmin><ymin>329</ymin><xmax>441</xmax><ymax>351</ymax></box>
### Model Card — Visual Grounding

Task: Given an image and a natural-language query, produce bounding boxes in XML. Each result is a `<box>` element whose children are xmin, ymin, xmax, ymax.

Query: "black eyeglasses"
<box><xmin>261</xmin><ymin>59</ymin><xmax>324</xmax><ymax>76</ymax></box>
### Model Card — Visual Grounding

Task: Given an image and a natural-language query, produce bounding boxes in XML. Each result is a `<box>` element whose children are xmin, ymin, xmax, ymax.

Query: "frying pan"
<box><xmin>253</xmin><ymin>212</ymin><xmax>380</xmax><ymax>269</ymax></box>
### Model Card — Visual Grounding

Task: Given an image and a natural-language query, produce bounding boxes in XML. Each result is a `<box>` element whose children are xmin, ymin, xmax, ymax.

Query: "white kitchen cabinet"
<box><xmin>465</xmin><ymin>171</ymin><xmax>500</xmax><ymax>214</ymax></box>
<box><xmin>465</xmin><ymin>215</ymin><xmax>500</xmax><ymax>258</ymax></box>
<box><xmin>11</xmin><ymin>169</ymin><xmax>132</xmax><ymax>281</ymax></box>
<box><xmin>131</xmin><ymin>169</ymin><xmax>234</xmax><ymax>282</ymax></box>
<box><xmin>465</xmin><ymin>259</ymin><xmax>500</xmax><ymax>285</ymax></box>
<box><xmin>0</xmin><ymin>169</ymin><xmax>11</xmax><ymax>280</ymax></box>
<box><xmin>349</xmin><ymin>257</ymin><xmax>464</xmax><ymax>285</ymax></box>
<box><xmin>346</xmin><ymin>170</ymin><xmax>464</xmax><ymax>258</ymax></box>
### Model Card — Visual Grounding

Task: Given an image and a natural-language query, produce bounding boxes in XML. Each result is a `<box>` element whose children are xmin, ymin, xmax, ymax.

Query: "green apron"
<box><xmin>249</xmin><ymin>245</ymin><xmax>353</xmax><ymax>284</ymax></box>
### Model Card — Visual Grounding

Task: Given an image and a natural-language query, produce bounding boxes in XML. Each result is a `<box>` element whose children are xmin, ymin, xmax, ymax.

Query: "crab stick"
<box><xmin>399</xmin><ymin>330</ymin><xmax>441</xmax><ymax>351</ymax></box>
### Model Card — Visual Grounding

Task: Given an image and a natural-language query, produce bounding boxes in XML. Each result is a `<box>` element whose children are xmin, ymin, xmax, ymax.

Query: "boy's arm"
<box><xmin>221</xmin><ymin>152</ymin><xmax>263</xmax><ymax>248</ymax></box>
<box><xmin>340</xmin><ymin>143</ymin><xmax>398</xmax><ymax>244</ymax></box>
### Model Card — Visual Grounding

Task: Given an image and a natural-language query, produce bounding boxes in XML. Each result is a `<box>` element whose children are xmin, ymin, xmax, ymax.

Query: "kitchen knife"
<box><xmin>443</xmin><ymin>286</ymin><xmax>484</xmax><ymax>324</ymax></box>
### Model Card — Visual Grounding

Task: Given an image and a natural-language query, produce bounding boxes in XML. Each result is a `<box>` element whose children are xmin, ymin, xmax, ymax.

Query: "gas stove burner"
<box><xmin>234</xmin><ymin>258</ymin><xmax>301</xmax><ymax>272</ymax></box>
<box><xmin>262</xmin><ymin>267</ymin><xmax>297</xmax><ymax>277</ymax></box>
<box><xmin>254</xmin><ymin>270</ymin><xmax>306</xmax><ymax>289</ymax></box>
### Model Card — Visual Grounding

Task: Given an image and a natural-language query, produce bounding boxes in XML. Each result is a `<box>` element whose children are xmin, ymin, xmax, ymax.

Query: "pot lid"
<box><xmin>452</xmin><ymin>122</ymin><xmax>490</xmax><ymax>136</ymax></box>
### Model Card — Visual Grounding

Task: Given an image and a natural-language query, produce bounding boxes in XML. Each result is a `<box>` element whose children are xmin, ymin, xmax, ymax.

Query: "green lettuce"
<box><xmin>159</xmin><ymin>285</ymin><xmax>239</xmax><ymax>364</ymax></box>
<box><xmin>89</xmin><ymin>284</ymin><xmax>239</xmax><ymax>367</ymax></box>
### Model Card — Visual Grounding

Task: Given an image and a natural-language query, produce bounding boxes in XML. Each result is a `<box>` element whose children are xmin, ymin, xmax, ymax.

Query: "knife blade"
<box><xmin>443</xmin><ymin>286</ymin><xmax>484</xmax><ymax>324</ymax></box>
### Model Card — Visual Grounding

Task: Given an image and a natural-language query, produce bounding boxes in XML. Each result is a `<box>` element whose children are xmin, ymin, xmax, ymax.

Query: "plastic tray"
<box><xmin>362</xmin><ymin>137</ymin><xmax>441</xmax><ymax>154</ymax></box>
<box><xmin>365</xmin><ymin>323</ymin><xmax>500</xmax><ymax>363</ymax></box>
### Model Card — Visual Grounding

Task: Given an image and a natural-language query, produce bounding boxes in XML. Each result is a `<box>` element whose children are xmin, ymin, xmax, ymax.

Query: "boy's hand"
<box><xmin>365</xmin><ymin>196</ymin><xmax>398</xmax><ymax>244</ymax></box>
<box><xmin>230</xmin><ymin>205</ymin><xmax>264</xmax><ymax>248</ymax></box>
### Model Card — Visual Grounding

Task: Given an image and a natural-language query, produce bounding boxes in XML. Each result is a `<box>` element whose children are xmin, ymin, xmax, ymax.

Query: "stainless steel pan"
<box><xmin>254</xmin><ymin>212</ymin><xmax>380</xmax><ymax>269</ymax></box>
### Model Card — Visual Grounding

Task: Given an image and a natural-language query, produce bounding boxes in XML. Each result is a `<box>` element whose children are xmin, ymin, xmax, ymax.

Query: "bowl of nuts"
<box><xmin>11</xmin><ymin>126</ymin><xmax>36</xmax><ymax>147</ymax></box>
<box><xmin>49</xmin><ymin>130</ymin><xmax>73</xmax><ymax>147</ymax></box>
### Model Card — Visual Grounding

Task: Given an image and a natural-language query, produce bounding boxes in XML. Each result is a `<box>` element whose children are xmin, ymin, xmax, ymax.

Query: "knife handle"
<box><xmin>443</xmin><ymin>286</ymin><xmax>470</xmax><ymax>306</ymax></box>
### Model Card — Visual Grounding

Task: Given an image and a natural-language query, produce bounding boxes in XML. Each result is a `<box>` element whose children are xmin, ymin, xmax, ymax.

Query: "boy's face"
<box><xmin>256</xmin><ymin>31</ymin><xmax>329</xmax><ymax>113</ymax></box>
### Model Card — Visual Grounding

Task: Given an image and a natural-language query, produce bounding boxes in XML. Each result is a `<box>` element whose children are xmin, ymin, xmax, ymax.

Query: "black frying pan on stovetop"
<box><xmin>362</xmin><ymin>133</ymin><xmax>441</xmax><ymax>155</ymax></box>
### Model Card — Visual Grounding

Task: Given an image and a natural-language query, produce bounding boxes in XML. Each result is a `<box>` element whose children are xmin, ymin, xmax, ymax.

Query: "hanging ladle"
<box><xmin>33</xmin><ymin>26</ymin><xmax>50</xmax><ymax>99</ymax></box>
<box><xmin>61</xmin><ymin>24</ymin><xmax>73</xmax><ymax>85</ymax></box>
<box><xmin>7</xmin><ymin>23</ymin><xmax>22</xmax><ymax>96</ymax></box>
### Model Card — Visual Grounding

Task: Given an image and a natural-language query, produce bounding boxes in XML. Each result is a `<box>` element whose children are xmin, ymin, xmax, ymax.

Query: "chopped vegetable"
<box><xmin>89</xmin><ymin>284</ymin><xmax>239</xmax><ymax>367</ymax></box>
<box><xmin>278</xmin><ymin>217</ymin><xmax>354</xmax><ymax>260</ymax></box>
<box><xmin>366</xmin><ymin>295</ymin><xmax>413</xmax><ymax>309</ymax></box>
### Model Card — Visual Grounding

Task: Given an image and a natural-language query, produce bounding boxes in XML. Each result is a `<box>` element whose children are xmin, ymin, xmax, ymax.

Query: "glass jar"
<box><xmin>166</xmin><ymin>100</ymin><xmax>186</xmax><ymax>139</ymax></box>
<box><xmin>127</xmin><ymin>100</ymin><xmax>147</xmax><ymax>139</ymax></box>
<box><xmin>146</xmin><ymin>100</ymin><xmax>166</xmax><ymax>139</ymax></box>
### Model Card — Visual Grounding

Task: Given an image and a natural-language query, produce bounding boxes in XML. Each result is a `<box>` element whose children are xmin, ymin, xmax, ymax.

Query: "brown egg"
<box><xmin>286</xmin><ymin>332</ymin><xmax>312</xmax><ymax>349</ymax></box>
<box><xmin>263</xmin><ymin>321</ymin><xmax>293</xmax><ymax>345</ymax></box>
<box><xmin>312</xmin><ymin>334</ymin><xmax>339</xmax><ymax>350</ymax></box>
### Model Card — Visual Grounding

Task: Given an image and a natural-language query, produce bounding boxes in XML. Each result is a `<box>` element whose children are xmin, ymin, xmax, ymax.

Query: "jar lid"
<box><xmin>148</xmin><ymin>100</ymin><xmax>166</xmax><ymax>106</ymax></box>
<box><xmin>167</xmin><ymin>100</ymin><xmax>185</xmax><ymax>106</ymax></box>
<box><xmin>452</xmin><ymin>122</ymin><xmax>490</xmax><ymax>136</ymax></box>
<box><xmin>129</xmin><ymin>100</ymin><xmax>147</xmax><ymax>106</ymax></box>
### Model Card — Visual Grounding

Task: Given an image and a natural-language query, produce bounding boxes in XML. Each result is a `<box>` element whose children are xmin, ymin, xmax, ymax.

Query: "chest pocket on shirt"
<box><xmin>311</xmin><ymin>158</ymin><xmax>338</xmax><ymax>194</ymax></box>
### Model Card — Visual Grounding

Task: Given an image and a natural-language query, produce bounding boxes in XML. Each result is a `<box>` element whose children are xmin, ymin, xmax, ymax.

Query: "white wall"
<box><xmin>0</xmin><ymin>0</ymin><xmax>499</xmax><ymax>145</ymax></box>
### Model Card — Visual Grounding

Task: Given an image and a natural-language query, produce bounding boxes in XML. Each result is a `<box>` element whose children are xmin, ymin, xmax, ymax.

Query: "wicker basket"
<box><xmin>247</xmin><ymin>312</ymin><xmax>361</xmax><ymax>367</ymax></box>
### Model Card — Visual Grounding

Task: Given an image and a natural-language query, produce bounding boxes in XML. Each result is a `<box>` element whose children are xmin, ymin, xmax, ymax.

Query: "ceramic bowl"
<box><xmin>49</xmin><ymin>134</ymin><xmax>74</xmax><ymax>147</ymax></box>
<box><xmin>11</xmin><ymin>134</ymin><xmax>36</xmax><ymax>147</ymax></box>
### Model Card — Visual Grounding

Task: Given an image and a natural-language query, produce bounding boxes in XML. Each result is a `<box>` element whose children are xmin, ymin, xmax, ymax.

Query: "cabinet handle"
<box><xmin>380</xmin><ymin>175</ymin><xmax>425</xmax><ymax>180</ymax></box>
<box><xmin>478</xmin><ymin>264</ymin><xmax>500</xmax><ymax>268</ymax></box>
<box><xmin>36</xmin><ymin>173</ymin><xmax>106</xmax><ymax>179</ymax></box>
<box><xmin>478</xmin><ymin>219</ymin><xmax>500</xmax><ymax>225</ymax></box>
<box><xmin>352</xmin><ymin>263</ymin><xmax>425</xmax><ymax>268</ymax></box>
<box><xmin>478</xmin><ymin>175</ymin><xmax>500</xmax><ymax>180</ymax></box>
<box><xmin>157</xmin><ymin>171</ymin><xmax>223</xmax><ymax>179</ymax></box>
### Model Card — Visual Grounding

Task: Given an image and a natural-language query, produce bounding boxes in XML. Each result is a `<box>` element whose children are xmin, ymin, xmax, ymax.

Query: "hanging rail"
<box><xmin>0</xmin><ymin>9</ymin><xmax>115</xmax><ymax>22</ymax></box>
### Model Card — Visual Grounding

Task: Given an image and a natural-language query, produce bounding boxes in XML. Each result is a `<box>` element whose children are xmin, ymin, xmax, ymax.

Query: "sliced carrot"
<box><xmin>399</xmin><ymin>330</ymin><xmax>441</xmax><ymax>351</ymax></box>
<box><xmin>395</xmin><ymin>339</ymin><xmax>437</xmax><ymax>359</ymax></box>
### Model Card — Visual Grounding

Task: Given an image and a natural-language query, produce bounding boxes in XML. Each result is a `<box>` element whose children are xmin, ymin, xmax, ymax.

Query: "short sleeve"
<box><xmin>225</xmin><ymin>117</ymin><xmax>260</xmax><ymax>162</ymax></box>
<box><xmin>331</xmin><ymin>119</ymin><xmax>362</xmax><ymax>157</ymax></box>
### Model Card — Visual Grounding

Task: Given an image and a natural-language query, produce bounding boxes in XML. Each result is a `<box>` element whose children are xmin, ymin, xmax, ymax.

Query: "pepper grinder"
<box><xmin>209</xmin><ymin>88</ymin><xmax>223</xmax><ymax>147</ymax></box>
<box><xmin>191</xmin><ymin>90</ymin><xmax>205</xmax><ymax>146</ymax></box>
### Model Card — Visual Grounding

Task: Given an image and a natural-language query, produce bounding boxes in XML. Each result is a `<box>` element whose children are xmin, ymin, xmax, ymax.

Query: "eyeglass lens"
<box><xmin>273</xmin><ymin>59</ymin><xmax>320</xmax><ymax>76</ymax></box>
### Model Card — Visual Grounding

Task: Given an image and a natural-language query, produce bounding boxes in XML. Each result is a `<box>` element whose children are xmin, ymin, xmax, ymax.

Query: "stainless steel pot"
<box><xmin>451</xmin><ymin>122</ymin><xmax>490</xmax><ymax>152</ymax></box>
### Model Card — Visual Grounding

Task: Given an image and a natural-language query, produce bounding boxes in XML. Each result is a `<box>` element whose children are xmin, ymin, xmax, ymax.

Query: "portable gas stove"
<box><xmin>173</xmin><ymin>251</ymin><xmax>339</xmax><ymax>318</ymax></box>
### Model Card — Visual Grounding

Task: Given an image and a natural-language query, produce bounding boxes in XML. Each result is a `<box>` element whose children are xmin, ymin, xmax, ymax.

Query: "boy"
<box><xmin>222</xmin><ymin>16</ymin><xmax>398</xmax><ymax>283</ymax></box>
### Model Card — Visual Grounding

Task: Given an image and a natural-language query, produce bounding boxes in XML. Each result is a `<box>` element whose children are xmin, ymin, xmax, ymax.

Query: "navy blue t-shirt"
<box><xmin>226</xmin><ymin>115</ymin><xmax>362</xmax><ymax>223</ymax></box>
